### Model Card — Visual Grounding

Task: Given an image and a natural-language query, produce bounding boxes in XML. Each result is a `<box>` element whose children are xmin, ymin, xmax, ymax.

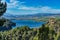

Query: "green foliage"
<box><xmin>0</xmin><ymin>18</ymin><xmax>16</xmax><ymax>31</ymax></box>
<box><xmin>0</xmin><ymin>1</ymin><xmax>7</xmax><ymax>16</ymax></box>
<box><xmin>0</xmin><ymin>26</ymin><xmax>39</xmax><ymax>40</ymax></box>
<box><xmin>0</xmin><ymin>0</ymin><xmax>15</xmax><ymax>31</ymax></box>
<box><xmin>0</xmin><ymin>18</ymin><xmax>60</xmax><ymax>40</ymax></box>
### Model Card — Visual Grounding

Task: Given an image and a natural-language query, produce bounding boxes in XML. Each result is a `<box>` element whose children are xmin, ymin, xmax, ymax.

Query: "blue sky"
<box><xmin>1</xmin><ymin>0</ymin><xmax>60</xmax><ymax>15</ymax></box>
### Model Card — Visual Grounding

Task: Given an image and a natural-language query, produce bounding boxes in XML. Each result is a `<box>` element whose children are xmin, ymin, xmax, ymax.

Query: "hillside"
<box><xmin>0</xmin><ymin>18</ymin><xmax>60</xmax><ymax>40</ymax></box>
<box><xmin>0</xmin><ymin>18</ymin><xmax>16</xmax><ymax>31</ymax></box>
<box><xmin>3</xmin><ymin>13</ymin><xmax>60</xmax><ymax>20</ymax></box>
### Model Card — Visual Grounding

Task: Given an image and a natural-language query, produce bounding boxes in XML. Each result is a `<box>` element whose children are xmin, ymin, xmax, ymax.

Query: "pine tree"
<box><xmin>0</xmin><ymin>0</ymin><xmax>7</xmax><ymax>16</ymax></box>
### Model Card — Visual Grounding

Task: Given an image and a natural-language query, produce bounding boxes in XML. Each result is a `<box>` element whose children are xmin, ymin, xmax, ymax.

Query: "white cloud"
<box><xmin>1</xmin><ymin>0</ymin><xmax>60</xmax><ymax>15</ymax></box>
<box><xmin>39</xmin><ymin>6</ymin><xmax>60</xmax><ymax>13</ymax></box>
<box><xmin>18</xmin><ymin>6</ymin><xmax>60</xmax><ymax>13</ymax></box>
<box><xmin>2</xmin><ymin>0</ymin><xmax>25</xmax><ymax>8</ymax></box>
<box><xmin>6</xmin><ymin>6</ymin><xmax>60</xmax><ymax>15</ymax></box>
<box><xmin>10</xmin><ymin>0</ymin><xmax>16</xmax><ymax>2</ymax></box>
<box><xmin>18</xmin><ymin>6</ymin><xmax>39</xmax><ymax>10</ymax></box>
<box><xmin>1</xmin><ymin>0</ymin><xmax>6</xmax><ymax>2</ymax></box>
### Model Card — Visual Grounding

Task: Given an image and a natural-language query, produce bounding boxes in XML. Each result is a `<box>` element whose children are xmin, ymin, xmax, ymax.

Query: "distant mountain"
<box><xmin>2</xmin><ymin>13</ymin><xmax>60</xmax><ymax>19</ymax></box>
<box><xmin>2</xmin><ymin>13</ymin><xmax>16</xmax><ymax>19</ymax></box>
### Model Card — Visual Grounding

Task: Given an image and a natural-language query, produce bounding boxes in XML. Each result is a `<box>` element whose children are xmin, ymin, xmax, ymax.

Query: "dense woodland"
<box><xmin>0</xmin><ymin>18</ymin><xmax>60</xmax><ymax>40</ymax></box>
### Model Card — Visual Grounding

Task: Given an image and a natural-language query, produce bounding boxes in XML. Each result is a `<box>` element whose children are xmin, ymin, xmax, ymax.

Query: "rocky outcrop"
<box><xmin>46</xmin><ymin>17</ymin><xmax>60</xmax><ymax>33</ymax></box>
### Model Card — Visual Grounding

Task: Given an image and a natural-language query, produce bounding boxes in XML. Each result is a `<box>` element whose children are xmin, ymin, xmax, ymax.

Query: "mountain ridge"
<box><xmin>2</xmin><ymin>13</ymin><xmax>60</xmax><ymax>19</ymax></box>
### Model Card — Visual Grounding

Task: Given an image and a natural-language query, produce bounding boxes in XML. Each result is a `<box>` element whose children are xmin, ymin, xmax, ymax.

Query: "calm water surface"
<box><xmin>12</xmin><ymin>20</ymin><xmax>45</xmax><ymax>28</ymax></box>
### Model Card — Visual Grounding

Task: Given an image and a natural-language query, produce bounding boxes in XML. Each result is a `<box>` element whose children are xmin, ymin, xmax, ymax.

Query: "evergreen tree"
<box><xmin>0</xmin><ymin>0</ymin><xmax>7</xmax><ymax>16</ymax></box>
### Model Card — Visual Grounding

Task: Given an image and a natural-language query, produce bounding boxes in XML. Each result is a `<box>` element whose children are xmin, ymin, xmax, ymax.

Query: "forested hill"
<box><xmin>0</xmin><ymin>18</ymin><xmax>16</xmax><ymax>31</ymax></box>
<box><xmin>0</xmin><ymin>18</ymin><xmax>60</xmax><ymax>40</ymax></box>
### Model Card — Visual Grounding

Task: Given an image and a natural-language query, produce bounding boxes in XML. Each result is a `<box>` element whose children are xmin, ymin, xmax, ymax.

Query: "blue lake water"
<box><xmin>12</xmin><ymin>20</ymin><xmax>45</xmax><ymax>28</ymax></box>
